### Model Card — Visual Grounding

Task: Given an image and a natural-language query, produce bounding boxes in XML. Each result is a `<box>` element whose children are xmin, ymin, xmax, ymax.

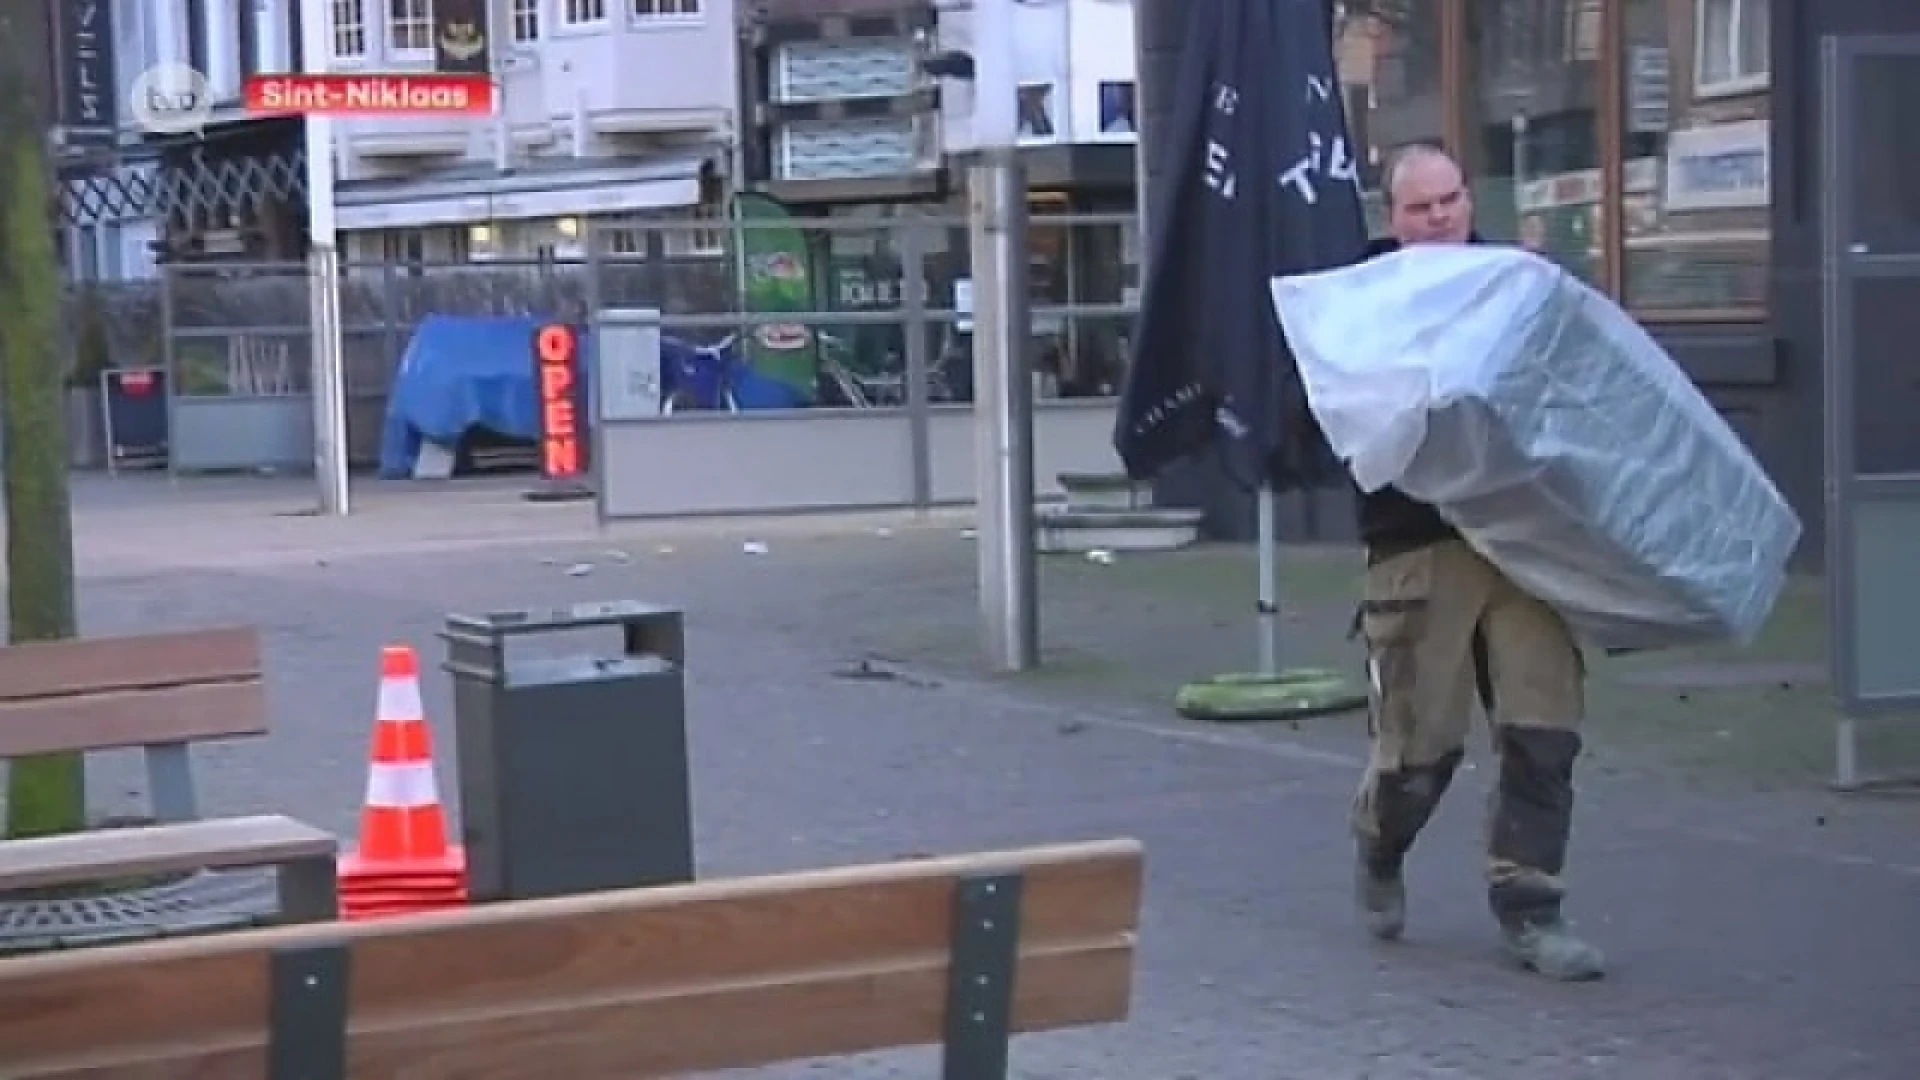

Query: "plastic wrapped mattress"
<box><xmin>1269</xmin><ymin>244</ymin><xmax>1802</xmax><ymax>650</ymax></box>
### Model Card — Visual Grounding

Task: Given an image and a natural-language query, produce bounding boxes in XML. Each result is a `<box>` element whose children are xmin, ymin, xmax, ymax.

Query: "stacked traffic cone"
<box><xmin>337</xmin><ymin>644</ymin><xmax>467</xmax><ymax>920</ymax></box>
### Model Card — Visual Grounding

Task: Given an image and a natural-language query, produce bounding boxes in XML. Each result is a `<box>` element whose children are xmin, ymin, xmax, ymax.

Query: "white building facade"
<box><xmin>327</xmin><ymin>0</ymin><xmax>740</xmax><ymax>264</ymax></box>
<box><xmin>60</xmin><ymin>0</ymin><xmax>741</xmax><ymax>278</ymax></box>
<box><xmin>934</xmin><ymin>0</ymin><xmax>1137</xmax><ymax>154</ymax></box>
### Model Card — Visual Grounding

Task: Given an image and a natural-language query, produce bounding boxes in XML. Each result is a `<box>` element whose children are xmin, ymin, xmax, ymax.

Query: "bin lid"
<box><xmin>445</xmin><ymin>600</ymin><xmax>682</xmax><ymax>637</ymax></box>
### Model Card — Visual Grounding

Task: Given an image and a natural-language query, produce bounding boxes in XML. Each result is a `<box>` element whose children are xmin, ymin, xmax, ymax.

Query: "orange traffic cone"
<box><xmin>337</xmin><ymin>644</ymin><xmax>467</xmax><ymax>920</ymax></box>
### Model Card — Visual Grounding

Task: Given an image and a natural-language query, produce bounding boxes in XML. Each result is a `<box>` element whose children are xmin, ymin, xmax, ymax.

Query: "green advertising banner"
<box><xmin>734</xmin><ymin>193</ymin><xmax>818</xmax><ymax>402</ymax></box>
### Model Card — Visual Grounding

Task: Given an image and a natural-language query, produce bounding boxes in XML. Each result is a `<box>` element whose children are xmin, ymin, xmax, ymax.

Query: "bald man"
<box><xmin>1348</xmin><ymin>145</ymin><xmax>1605</xmax><ymax>982</ymax></box>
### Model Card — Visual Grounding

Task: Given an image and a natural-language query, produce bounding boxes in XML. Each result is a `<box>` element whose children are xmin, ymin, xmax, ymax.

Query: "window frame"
<box><xmin>771</xmin><ymin>42</ymin><xmax>796</xmax><ymax>102</ymax></box>
<box><xmin>631</xmin><ymin>0</ymin><xmax>702</xmax><ymax>24</ymax></box>
<box><xmin>386</xmin><ymin>0</ymin><xmax>433</xmax><ymax>57</ymax></box>
<box><xmin>1692</xmin><ymin>0</ymin><xmax>1770</xmax><ymax>98</ymax></box>
<box><xmin>600</xmin><ymin>226</ymin><xmax>645</xmax><ymax>256</ymax></box>
<box><xmin>1433</xmin><ymin>0</ymin><xmax>1769</xmax><ymax>322</ymax></box>
<box><xmin>1015</xmin><ymin>82</ymin><xmax>1059</xmax><ymax>144</ymax></box>
<box><xmin>669</xmin><ymin>202</ymin><xmax>725</xmax><ymax>257</ymax></box>
<box><xmin>511</xmin><ymin>0</ymin><xmax>541</xmax><ymax>43</ymax></box>
<box><xmin>560</xmin><ymin>0</ymin><xmax>609</xmax><ymax>28</ymax></box>
<box><xmin>331</xmin><ymin>0</ymin><xmax>368</xmax><ymax>60</ymax></box>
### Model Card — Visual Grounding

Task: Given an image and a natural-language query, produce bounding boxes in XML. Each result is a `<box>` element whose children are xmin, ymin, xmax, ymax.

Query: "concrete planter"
<box><xmin>1057</xmin><ymin>471</ymin><xmax>1154</xmax><ymax>512</ymax></box>
<box><xmin>1035</xmin><ymin>507</ymin><xmax>1204</xmax><ymax>553</ymax></box>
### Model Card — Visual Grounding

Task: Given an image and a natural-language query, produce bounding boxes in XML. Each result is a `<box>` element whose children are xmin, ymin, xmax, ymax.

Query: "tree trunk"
<box><xmin>0</xmin><ymin>1</ymin><xmax>84</xmax><ymax>838</ymax></box>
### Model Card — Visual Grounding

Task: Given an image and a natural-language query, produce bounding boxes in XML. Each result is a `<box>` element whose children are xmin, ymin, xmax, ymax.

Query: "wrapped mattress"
<box><xmin>1269</xmin><ymin>244</ymin><xmax>1802</xmax><ymax>650</ymax></box>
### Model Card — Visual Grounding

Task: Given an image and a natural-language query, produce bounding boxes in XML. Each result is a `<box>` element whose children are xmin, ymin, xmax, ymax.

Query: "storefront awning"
<box><xmin>334</xmin><ymin>152</ymin><xmax>709</xmax><ymax>231</ymax></box>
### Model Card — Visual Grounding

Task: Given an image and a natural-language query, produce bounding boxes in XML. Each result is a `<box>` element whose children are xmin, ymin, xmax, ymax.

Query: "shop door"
<box><xmin>1819</xmin><ymin>35</ymin><xmax>1920</xmax><ymax>782</ymax></box>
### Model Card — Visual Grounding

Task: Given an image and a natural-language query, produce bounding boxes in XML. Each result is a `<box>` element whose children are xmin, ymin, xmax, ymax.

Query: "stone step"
<box><xmin>1035</xmin><ymin>507</ymin><xmax>1203</xmax><ymax>554</ymax></box>
<box><xmin>1057</xmin><ymin>471</ymin><xmax>1153</xmax><ymax>513</ymax></box>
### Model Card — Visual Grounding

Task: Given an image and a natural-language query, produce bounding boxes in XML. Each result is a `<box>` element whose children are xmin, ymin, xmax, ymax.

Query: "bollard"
<box><xmin>440</xmin><ymin>601</ymin><xmax>691</xmax><ymax>902</ymax></box>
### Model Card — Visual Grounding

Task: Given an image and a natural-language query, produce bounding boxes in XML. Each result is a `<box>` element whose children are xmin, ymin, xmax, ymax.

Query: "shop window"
<box><xmin>1334</xmin><ymin>2</ymin><xmax>1445</xmax><ymax>233</ymax></box>
<box><xmin>678</xmin><ymin>207</ymin><xmax>725</xmax><ymax>258</ymax></box>
<box><xmin>601</xmin><ymin>225</ymin><xmax>645</xmax><ymax>256</ymax></box>
<box><xmin>1234</xmin><ymin>0</ymin><xmax>1776</xmax><ymax>319</ymax></box>
<box><xmin>1344</xmin><ymin>0</ymin><xmax>1441</xmax><ymax>118</ymax></box>
<box><xmin>468</xmin><ymin>223</ymin><xmax>503</xmax><ymax>261</ymax></box>
<box><xmin>1621</xmin><ymin>0</ymin><xmax>1768</xmax><ymax>315</ymax></box>
<box><xmin>382</xmin><ymin>228</ymin><xmax>426</xmax><ymax>277</ymax></box>
<box><xmin>1835</xmin><ymin>55</ymin><xmax>1920</xmax><ymax>248</ymax></box>
<box><xmin>1463</xmin><ymin>0</ymin><xmax>1606</xmax><ymax>286</ymax></box>
<box><xmin>70</xmin><ymin>225</ymin><xmax>100</xmax><ymax>283</ymax></box>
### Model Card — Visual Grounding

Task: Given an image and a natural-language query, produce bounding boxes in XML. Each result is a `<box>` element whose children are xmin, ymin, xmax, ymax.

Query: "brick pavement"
<box><xmin>29</xmin><ymin>476</ymin><xmax>1920</xmax><ymax>1077</ymax></box>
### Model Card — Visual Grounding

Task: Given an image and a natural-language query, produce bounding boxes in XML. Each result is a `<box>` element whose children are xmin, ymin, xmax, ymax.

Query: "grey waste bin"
<box><xmin>441</xmin><ymin>600</ymin><xmax>692</xmax><ymax>903</ymax></box>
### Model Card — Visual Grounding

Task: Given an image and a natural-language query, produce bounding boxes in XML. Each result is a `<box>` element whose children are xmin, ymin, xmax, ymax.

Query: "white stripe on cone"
<box><xmin>377</xmin><ymin>675</ymin><xmax>425</xmax><ymax>722</ymax></box>
<box><xmin>365</xmin><ymin>760</ymin><xmax>440</xmax><ymax>808</ymax></box>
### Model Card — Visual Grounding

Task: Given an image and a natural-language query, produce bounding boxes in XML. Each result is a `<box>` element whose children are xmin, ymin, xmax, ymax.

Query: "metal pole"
<box><xmin>299</xmin><ymin>0</ymin><xmax>349</xmax><ymax>516</ymax></box>
<box><xmin>1256</xmin><ymin>484</ymin><xmax>1279</xmax><ymax>675</ymax></box>
<box><xmin>1131</xmin><ymin>0</ymin><xmax>1159</xmax><ymax>255</ymax></box>
<box><xmin>968</xmin><ymin>152</ymin><xmax>1038</xmax><ymax>672</ymax></box>
<box><xmin>307</xmin><ymin>240</ymin><xmax>348</xmax><ymax>514</ymax></box>
<box><xmin>1834</xmin><ymin>717</ymin><xmax>1859</xmax><ymax>791</ymax></box>
<box><xmin>964</xmin><ymin>0</ymin><xmax>1036</xmax><ymax>672</ymax></box>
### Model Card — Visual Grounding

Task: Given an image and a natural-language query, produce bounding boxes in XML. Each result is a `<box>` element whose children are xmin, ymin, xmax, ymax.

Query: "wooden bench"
<box><xmin>0</xmin><ymin>627</ymin><xmax>337</xmax><ymax>922</ymax></box>
<box><xmin>0</xmin><ymin>837</ymin><xmax>1144</xmax><ymax>1078</ymax></box>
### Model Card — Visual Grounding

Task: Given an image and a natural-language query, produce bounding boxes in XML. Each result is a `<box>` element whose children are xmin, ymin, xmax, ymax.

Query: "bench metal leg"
<box><xmin>143</xmin><ymin>742</ymin><xmax>199</xmax><ymax>823</ymax></box>
<box><xmin>270</xmin><ymin>943</ymin><xmax>351</xmax><ymax>1080</ymax></box>
<box><xmin>277</xmin><ymin>855</ymin><xmax>340</xmax><ymax>922</ymax></box>
<box><xmin>941</xmin><ymin>871</ymin><xmax>1023</xmax><ymax>1080</ymax></box>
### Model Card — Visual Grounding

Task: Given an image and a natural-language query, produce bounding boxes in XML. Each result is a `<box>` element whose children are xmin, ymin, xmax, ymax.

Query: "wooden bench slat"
<box><xmin>0</xmin><ymin>680</ymin><xmax>269</xmax><ymax>758</ymax></box>
<box><xmin>32</xmin><ymin>942</ymin><xmax>1134</xmax><ymax>1079</ymax></box>
<box><xmin>344</xmin><ymin>939</ymin><xmax>1135</xmax><ymax>1078</ymax></box>
<box><xmin>0</xmin><ymin>627</ymin><xmax>262</xmax><ymax>703</ymax></box>
<box><xmin>0</xmin><ymin>815</ymin><xmax>336</xmax><ymax>893</ymax></box>
<box><xmin>0</xmin><ymin>838</ymin><xmax>1144</xmax><ymax>1079</ymax></box>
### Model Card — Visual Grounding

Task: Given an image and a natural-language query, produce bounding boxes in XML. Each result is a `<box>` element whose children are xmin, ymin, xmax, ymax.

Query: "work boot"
<box><xmin>1351</xmin><ymin>751</ymin><xmax>1462</xmax><ymax>942</ymax></box>
<box><xmin>1500</xmin><ymin>917</ymin><xmax>1606</xmax><ymax>981</ymax></box>
<box><xmin>1355</xmin><ymin>854</ymin><xmax>1406</xmax><ymax>941</ymax></box>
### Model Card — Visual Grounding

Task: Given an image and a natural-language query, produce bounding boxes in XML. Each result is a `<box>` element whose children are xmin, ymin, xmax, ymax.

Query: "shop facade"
<box><xmin>1136</xmin><ymin>0</ymin><xmax>1920</xmax><ymax>567</ymax></box>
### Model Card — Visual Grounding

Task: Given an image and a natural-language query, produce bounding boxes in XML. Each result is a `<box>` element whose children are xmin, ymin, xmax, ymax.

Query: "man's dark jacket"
<box><xmin>1351</xmin><ymin>235</ymin><xmax>1473</xmax><ymax>559</ymax></box>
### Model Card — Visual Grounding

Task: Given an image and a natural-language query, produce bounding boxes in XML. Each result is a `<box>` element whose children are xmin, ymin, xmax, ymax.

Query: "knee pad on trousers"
<box><xmin>1488</xmin><ymin>726</ymin><xmax>1582</xmax><ymax>921</ymax></box>
<box><xmin>1364</xmin><ymin>748</ymin><xmax>1465</xmax><ymax>872</ymax></box>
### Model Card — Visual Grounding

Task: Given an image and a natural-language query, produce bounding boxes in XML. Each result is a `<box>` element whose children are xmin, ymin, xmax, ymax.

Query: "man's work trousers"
<box><xmin>1351</xmin><ymin>537</ymin><xmax>1585</xmax><ymax>927</ymax></box>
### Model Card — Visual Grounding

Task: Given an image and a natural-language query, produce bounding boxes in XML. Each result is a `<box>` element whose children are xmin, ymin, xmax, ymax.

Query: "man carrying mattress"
<box><xmin>1349</xmin><ymin>144</ymin><xmax>1606</xmax><ymax>982</ymax></box>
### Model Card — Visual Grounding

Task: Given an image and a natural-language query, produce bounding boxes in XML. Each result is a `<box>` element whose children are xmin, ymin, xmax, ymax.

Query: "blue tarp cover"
<box><xmin>379</xmin><ymin>315</ymin><xmax>582</xmax><ymax>478</ymax></box>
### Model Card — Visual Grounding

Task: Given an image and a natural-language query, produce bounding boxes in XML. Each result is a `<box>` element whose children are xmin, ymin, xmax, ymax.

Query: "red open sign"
<box><xmin>117</xmin><ymin>371</ymin><xmax>154</xmax><ymax>394</ymax></box>
<box><xmin>534</xmin><ymin>324</ymin><xmax>581</xmax><ymax>478</ymax></box>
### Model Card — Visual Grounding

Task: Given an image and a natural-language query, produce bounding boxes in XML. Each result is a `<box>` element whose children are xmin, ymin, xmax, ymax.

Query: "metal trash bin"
<box><xmin>441</xmin><ymin>600</ymin><xmax>692</xmax><ymax>902</ymax></box>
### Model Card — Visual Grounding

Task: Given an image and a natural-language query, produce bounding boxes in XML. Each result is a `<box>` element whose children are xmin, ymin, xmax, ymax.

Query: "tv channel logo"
<box><xmin>129</xmin><ymin>63</ymin><xmax>213</xmax><ymax>135</ymax></box>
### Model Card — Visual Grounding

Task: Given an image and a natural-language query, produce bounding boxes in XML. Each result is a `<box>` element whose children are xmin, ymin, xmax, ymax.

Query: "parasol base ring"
<box><xmin>1175</xmin><ymin>669</ymin><xmax>1367</xmax><ymax>724</ymax></box>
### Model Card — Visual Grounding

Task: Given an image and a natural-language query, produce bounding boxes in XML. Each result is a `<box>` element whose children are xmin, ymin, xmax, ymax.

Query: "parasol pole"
<box><xmin>1257</xmin><ymin>483</ymin><xmax>1279</xmax><ymax>674</ymax></box>
<box><xmin>1140</xmin><ymin>0</ymin><xmax>1366</xmax><ymax>724</ymax></box>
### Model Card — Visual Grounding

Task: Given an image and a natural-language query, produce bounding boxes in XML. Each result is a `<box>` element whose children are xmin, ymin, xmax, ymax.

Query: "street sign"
<box><xmin>101</xmin><ymin>367</ymin><xmax>169</xmax><ymax>472</ymax></box>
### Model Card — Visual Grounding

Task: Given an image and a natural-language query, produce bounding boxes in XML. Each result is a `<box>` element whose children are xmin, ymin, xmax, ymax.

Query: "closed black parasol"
<box><xmin>1114</xmin><ymin>0</ymin><xmax>1367</xmax><ymax>492</ymax></box>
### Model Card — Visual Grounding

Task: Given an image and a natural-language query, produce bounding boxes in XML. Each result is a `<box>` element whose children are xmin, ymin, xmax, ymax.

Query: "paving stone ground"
<box><xmin>21</xmin><ymin>473</ymin><xmax>1920</xmax><ymax>1078</ymax></box>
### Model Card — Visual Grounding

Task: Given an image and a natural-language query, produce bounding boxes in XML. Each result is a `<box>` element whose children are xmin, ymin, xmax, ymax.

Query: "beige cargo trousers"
<box><xmin>1351</xmin><ymin>536</ymin><xmax>1585</xmax><ymax>927</ymax></box>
